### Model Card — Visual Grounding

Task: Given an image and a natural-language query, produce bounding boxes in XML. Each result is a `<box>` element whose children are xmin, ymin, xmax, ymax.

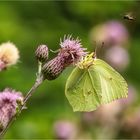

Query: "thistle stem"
<box><xmin>22</xmin><ymin>61</ymin><xmax>43</xmax><ymax>110</ymax></box>
<box><xmin>0</xmin><ymin>61</ymin><xmax>44</xmax><ymax>138</ymax></box>
<box><xmin>22</xmin><ymin>75</ymin><xmax>44</xmax><ymax>110</ymax></box>
<box><xmin>38</xmin><ymin>61</ymin><xmax>42</xmax><ymax>74</ymax></box>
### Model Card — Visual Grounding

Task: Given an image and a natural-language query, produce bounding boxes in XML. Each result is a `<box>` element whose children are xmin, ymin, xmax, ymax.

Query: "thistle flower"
<box><xmin>59</xmin><ymin>35</ymin><xmax>86</xmax><ymax>66</ymax></box>
<box><xmin>42</xmin><ymin>35</ymin><xmax>86</xmax><ymax>80</ymax></box>
<box><xmin>0</xmin><ymin>88</ymin><xmax>23</xmax><ymax>131</ymax></box>
<box><xmin>105</xmin><ymin>46</ymin><xmax>129</xmax><ymax>71</ymax></box>
<box><xmin>90</xmin><ymin>21</ymin><xmax>129</xmax><ymax>47</ymax></box>
<box><xmin>53</xmin><ymin>120</ymin><xmax>77</xmax><ymax>139</ymax></box>
<box><xmin>35</xmin><ymin>44</ymin><xmax>49</xmax><ymax>62</ymax></box>
<box><xmin>0</xmin><ymin>42</ymin><xmax>19</xmax><ymax>71</ymax></box>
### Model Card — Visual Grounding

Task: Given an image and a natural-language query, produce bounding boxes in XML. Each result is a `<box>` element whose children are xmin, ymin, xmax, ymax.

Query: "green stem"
<box><xmin>38</xmin><ymin>61</ymin><xmax>42</xmax><ymax>74</ymax></box>
<box><xmin>0</xmin><ymin>61</ymin><xmax>44</xmax><ymax>138</ymax></box>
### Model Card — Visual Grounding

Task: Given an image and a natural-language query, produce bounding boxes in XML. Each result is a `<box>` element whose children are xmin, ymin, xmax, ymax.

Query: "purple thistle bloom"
<box><xmin>0</xmin><ymin>88</ymin><xmax>23</xmax><ymax>131</ymax></box>
<box><xmin>59</xmin><ymin>35</ymin><xmax>87</xmax><ymax>66</ymax></box>
<box><xmin>53</xmin><ymin>120</ymin><xmax>77</xmax><ymax>139</ymax></box>
<box><xmin>42</xmin><ymin>35</ymin><xmax>87</xmax><ymax>80</ymax></box>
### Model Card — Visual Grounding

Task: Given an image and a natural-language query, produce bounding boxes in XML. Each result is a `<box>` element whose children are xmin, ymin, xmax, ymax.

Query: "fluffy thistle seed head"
<box><xmin>0</xmin><ymin>88</ymin><xmax>23</xmax><ymax>131</ymax></box>
<box><xmin>0</xmin><ymin>42</ymin><xmax>19</xmax><ymax>66</ymax></box>
<box><xmin>35</xmin><ymin>45</ymin><xmax>49</xmax><ymax>62</ymax></box>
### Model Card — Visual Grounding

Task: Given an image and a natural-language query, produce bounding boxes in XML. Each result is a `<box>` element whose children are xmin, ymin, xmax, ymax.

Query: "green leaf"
<box><xmin>65</xmin><ymin>59</ymin><xmax>128</xmax><ymax>112</ymax></box>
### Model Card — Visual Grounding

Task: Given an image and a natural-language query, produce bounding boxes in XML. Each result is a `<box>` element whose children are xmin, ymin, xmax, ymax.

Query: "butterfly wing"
<box><xmin>65</xmin><ymin>58</ymin><xmax>128</xmax><ymax>112</ymax></box>
<box><xmin>89</xmin><ymin>59</ymin><xmax>128</xmax><ymax>104</ymax></box>
<box><xmin>65</xmin><ymin>67</ymin><xmax>101</xmax><ymax>112</ymax></box>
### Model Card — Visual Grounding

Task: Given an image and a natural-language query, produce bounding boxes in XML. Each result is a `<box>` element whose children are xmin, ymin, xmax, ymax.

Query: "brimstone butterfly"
<box><xmin>65</xmin><ymin>53</ymin><xmax>128</xmax><ymax>112</ymax></box>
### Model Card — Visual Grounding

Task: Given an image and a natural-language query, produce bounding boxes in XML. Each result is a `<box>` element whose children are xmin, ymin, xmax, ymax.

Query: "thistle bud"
<box><xmin>35</xmin><ymin>45</ymin><xmax>49</xmax><ymax>62</ymax></box>
<box><xmin>42</xmin><ymin>56</ymin><xmax>65</xmax><ymax>80</ymax></box>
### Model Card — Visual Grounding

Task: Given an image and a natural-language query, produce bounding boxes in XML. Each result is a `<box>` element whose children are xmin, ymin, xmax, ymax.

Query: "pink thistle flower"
<box><xmin>90</xmin><ymin>21</ymin><xmax>129</xmax><ymax>47</ymax></box>
<box><xmin>0</xmin><ymin>88</ymin><xmax>23</xmax><ymax>131</ymax></box>
<box><xmin>105</xmin><ymin>45</ymin><xmax>129</xmax><ymax>71</ymax></box>
<box><xmin>42</xmin><ymin>35</ymin><xmax>87</xmax><ymax>80</ymax></box>
<box><xmin>59</xmin><ymin>35</ymin><xmax>87</xmax><ymax>66</ymax></box>
<box><xmin>53</xmin><ymin>120</ymin><xmax>77</xmax><ymax>139</ymax></box>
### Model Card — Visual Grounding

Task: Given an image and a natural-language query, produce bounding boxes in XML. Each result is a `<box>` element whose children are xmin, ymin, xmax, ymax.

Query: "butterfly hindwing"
<box><xmin>89</xmin><ymin>59</ymin><xmax>128</xmax><ymax>104</ymax></box>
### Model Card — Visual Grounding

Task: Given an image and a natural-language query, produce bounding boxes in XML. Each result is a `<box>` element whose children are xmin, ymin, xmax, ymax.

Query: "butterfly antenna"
<box><xmin>99</xmin><ymin>41</ymin><xmax>105</xmax><ymax>58</ymax></box>
<box><xmin>94</xmin><ymin>41</ymin><xmax>103</xmax><ymax>58</ymax></box>
<box><xmin>101</xmin><ymin>42</ymin><xmax>105</xmax><ymax>49</ymax></box>
<box><xmin>94</xmin><ymin>48</ymin><xmax>97</xmax><ymax>59</ymax></box>
<box><xmin>92</xmin><ymin>41</ymin><xmax>97</xmax><ymax>58</ymax></box>
<box><xmin>94</xmin><ymin>41</ymin><xmax>105</xmax><ymax>59</ymax></box>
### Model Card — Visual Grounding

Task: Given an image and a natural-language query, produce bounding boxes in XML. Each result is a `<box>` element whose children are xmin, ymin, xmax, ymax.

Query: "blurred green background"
<box><xmin>0</xmin><ymin>1</ymin><xmax>140</xmax><ymax>139</ymax></box>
